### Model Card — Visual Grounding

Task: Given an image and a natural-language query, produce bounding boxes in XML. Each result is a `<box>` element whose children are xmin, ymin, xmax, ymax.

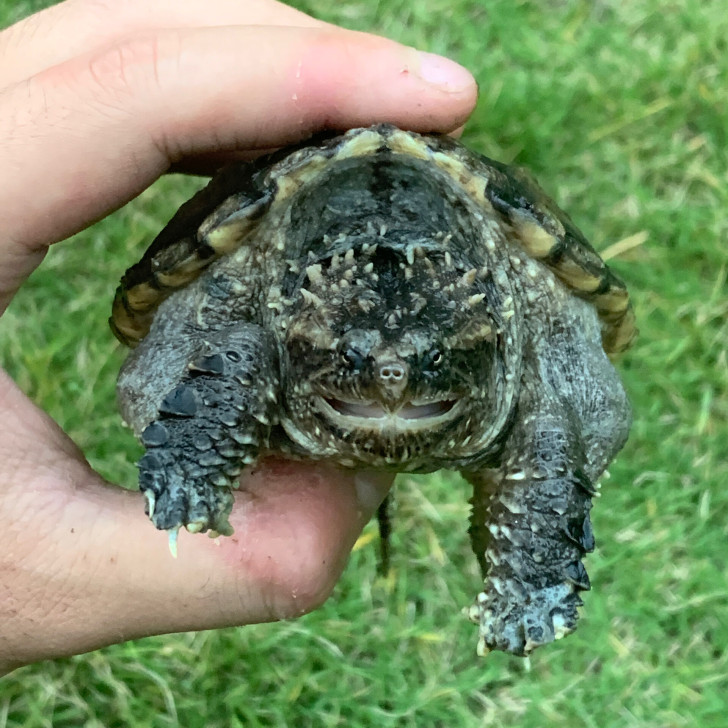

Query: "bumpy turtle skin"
<box><xmin>131</xmin><ymin>323</ymin><xmax>278</xmax><ymax>536</ymax></box>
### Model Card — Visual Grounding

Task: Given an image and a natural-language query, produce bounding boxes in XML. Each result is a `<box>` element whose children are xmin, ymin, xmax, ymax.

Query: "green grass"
<box><xmin>1</xmin><ymin>0</ymin><xmax>727</xmax><ymax>725</ymax></box>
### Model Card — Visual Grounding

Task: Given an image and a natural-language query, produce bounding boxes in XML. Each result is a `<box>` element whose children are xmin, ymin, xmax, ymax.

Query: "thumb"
<box><xmin>0</xmin><ymin>371</ymin><xmax>393</xmax><ymax>673</ymax></box>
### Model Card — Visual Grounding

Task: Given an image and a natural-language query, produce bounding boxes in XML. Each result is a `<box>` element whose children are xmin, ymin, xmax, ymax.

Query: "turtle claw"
<box><xmin>474</xmin><ymin>580</ymin><xmax>582</xmax><ymax>656</ymax></box>
<box><xmin>168</xmin><ymin>527</ymin><xmax>180</xmax><ymax>558</ymax></box>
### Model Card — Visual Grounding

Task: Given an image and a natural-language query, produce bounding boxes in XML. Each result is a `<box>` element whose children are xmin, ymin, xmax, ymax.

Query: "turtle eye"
<box><xmin>342</xmin><ymin>348</ymin><xmax>365</xmax><ymax>370</ymax></box>
<box><xmin>425</xmin><ymin>349</ymin><xmax>443</xmax><ymax>369</ymax></box>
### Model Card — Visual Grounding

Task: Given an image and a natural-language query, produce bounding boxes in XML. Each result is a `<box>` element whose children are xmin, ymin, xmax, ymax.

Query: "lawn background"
<box><xmin>1</xmin><ymin>0</ymin><xmax>726</xmax><ymax>726</ymax></box>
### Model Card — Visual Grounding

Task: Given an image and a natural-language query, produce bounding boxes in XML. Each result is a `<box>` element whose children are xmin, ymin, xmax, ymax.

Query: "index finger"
<box><xmin>0</xmin><ymin>24</ymin><xmax>477</xmax><ymax>312</ymax></box>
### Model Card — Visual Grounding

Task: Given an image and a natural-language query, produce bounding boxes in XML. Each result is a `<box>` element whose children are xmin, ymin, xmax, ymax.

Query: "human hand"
<box><xmin>0</xmin><ymin>0</ymin><xmax>477</xmax><ymax>675</ymax></box>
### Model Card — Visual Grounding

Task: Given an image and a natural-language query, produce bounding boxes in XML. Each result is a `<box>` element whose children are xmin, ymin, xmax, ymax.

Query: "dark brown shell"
<box><xmin>110</xmin><ymin>125</ymin><xmax>635</xmax><ymax>354</ymax></box>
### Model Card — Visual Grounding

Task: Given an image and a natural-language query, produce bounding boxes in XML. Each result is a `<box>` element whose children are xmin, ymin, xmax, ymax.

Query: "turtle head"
<box><xmin>279</xmin><ymin>245</ymin><xmax>515</xmax><ymax>468</ymax></box>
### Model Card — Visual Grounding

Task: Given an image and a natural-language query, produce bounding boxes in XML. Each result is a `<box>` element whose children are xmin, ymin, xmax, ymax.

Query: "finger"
<box><xmin>0</xmin><ymin>25</ymin><xmax>476</xmax><ymax>311</ymax></box>
<box><xmin>0</xmin><ymin>372</ymin><xmax>393</xmax><ymax>671</ymax></box>
<box><xmin>0</xmin><ymin>0</ymin><xmax>322</xmax><ymax>88</ymax></box>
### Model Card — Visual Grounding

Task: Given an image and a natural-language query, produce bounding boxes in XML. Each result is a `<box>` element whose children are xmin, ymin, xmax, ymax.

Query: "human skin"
<box><xmin>0</xmin><ymin>0</ymin><xmax>477</xmax><ymax>676</ymax></box>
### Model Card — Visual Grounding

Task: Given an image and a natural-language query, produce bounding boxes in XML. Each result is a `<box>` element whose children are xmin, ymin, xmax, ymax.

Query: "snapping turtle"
<box><xmin>111</xmin><ymin>125</ymin><xmax>634</xmax><ymax>656</ymax></box>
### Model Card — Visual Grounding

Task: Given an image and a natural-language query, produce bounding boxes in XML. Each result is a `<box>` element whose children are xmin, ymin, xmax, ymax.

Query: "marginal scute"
<box><xmin>155</xmin><ymin>260</ymin><xmax>206</xmax><ymax>289</ymax></box>
<box><xmin>594</xmin><ymin>283</ymin><xmax>630</xmax><ymax>314</ymax></box>
<box><xmin>109</xmin><ymin>294</ymin><xmax>153</xmax><ymax>347</ymax></box>
<box><xmin>124</xmin><ymin>281</ymin><xmax>161</xmax><ymax>312</ymax></box>
<box><xmin>514</xmin><ymin>216</ymin><xmax>559</xmax><ymax>259</ymax></box>
<box><xmin>334</xmin><ymin>128</ymin><xmax>386</xmax><ymax>160</ymax></box>
<box><xmin>551</xmin><ymin>254</ymin><xmax>604</xmax><ymax>293</ymax></box>
<box><xmin>603</xmin><ymin>305</ymin><xmax>637</xmax><ymax>354</ymax></box>
<box><xmin>384</xmin><ymin>128</ymin><xmax>431</xmax><ymax>159</ymax></box>
<box><xmin>268</xmin><ymin>153</ymin><xmax>333</xmax><ymax>200</ymax></box>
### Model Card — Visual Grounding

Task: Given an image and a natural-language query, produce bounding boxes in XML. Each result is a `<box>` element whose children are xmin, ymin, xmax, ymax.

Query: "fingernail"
<box><xmin>354</xmin><ymin>471</ymin><xmax>395</xmax><ymax>514</ymax></box>
<box><xmin>416</xmin><ymin>51</ymin><xmax>475</xmax><ymax>93</ymax></box>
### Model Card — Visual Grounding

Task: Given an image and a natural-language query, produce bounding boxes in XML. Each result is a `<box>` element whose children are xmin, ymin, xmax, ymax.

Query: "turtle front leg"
<box><xmin>463</xmin><ymin>298</ymin><xmax>631</xmax><ymax>656</ymax></box>
<box><xmin>463</xmin><ymin>411</ymin><xmax>597</xmax><ymax>656</ymax></box>
<box><xmin>137</xmin><ymin>324</ymin><xmax>278</xmax><ymax>545</ymax></box>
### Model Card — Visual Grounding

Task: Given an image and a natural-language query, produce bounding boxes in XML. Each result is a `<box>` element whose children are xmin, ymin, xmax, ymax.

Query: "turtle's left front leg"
<box><xmin>464</xmin><ymin>408</ymin><xmax>596</xmax><ymax>656</ymax></box>
<box><xmin>464</xmin><ymin>303</ymin><xmax>630</xmax><ymax>656</ymax></box>
<box><xmin>465</xmin><ymin>365</ymin><xmax>631</xmax><ymax>655</ymax></box>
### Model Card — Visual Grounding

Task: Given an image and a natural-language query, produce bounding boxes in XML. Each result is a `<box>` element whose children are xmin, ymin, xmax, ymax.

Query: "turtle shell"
<box><xmin>110</xmin><ymin>125</ymin><xmax>635</xmax><ymax>354</ymax></box>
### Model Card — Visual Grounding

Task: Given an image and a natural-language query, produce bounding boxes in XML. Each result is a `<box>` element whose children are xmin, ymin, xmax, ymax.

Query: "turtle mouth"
<box><xmin>319</xmin><ymin>396</ymin><xmax>459</xmax><ymax>430</ymax></box>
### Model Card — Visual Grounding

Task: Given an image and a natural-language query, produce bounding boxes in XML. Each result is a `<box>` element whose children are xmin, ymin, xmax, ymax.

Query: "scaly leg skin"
<box><xmin>137</xmin><ymin>324</ymin><xmax>278</xmax><ymax>546</ymax></box>
<box><xmin>465</xmin><ymin>412</ymin><xmax>595</xmax><ymax>656</ymax></box>
<box><xmin>463</xmin><ymin>294</ymin><xmax>631</xmax><ymax>655</ymax></box>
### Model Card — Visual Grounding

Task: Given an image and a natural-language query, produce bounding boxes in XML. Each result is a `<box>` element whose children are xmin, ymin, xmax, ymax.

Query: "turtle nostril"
<box><xmin>379</xmin><ymin>364</ymin><xmax>405</xmax><ymax>381</ymax></box>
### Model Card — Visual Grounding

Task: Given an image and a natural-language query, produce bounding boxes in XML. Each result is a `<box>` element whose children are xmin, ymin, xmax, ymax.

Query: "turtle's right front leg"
<box><xmin>137</xmin><ymin>323</ymin><xmax>278</xmax><ymax>544</ymax></box>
